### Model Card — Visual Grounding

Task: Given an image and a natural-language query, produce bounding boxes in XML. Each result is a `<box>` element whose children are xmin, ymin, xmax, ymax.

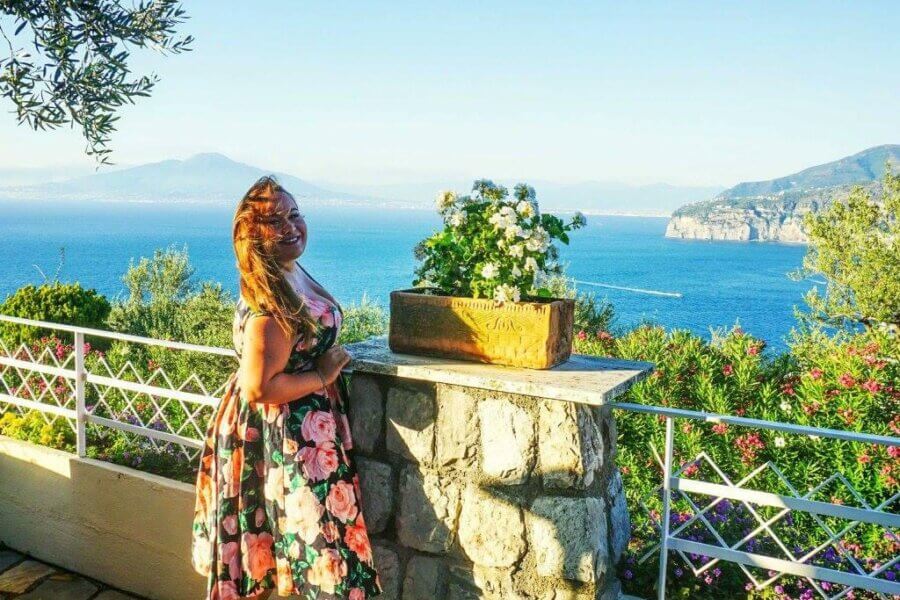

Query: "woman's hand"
<box><xmin>314</xmin><ymin>345</ymin><xmax>351</xmax><ymax>385</ymax></box>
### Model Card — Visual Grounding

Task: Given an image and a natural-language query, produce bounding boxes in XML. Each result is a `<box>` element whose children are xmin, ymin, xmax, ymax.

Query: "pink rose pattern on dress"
<box><xmin>191</xmin><ymin>273</ymin><xmax>380</xmax><ymax>599</ymax></box>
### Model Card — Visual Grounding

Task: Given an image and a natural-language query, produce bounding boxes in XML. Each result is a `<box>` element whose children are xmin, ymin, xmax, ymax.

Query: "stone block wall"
<box><xmin>347</xmin><ymin>371</ymin><xmax>630</xmax><ymax>600</ymax></box>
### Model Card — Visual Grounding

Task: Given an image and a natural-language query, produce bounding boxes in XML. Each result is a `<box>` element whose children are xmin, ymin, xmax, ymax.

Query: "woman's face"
<box><xmin>262</xmin><ymin>191</ymin><xmax>307</xmax><ymax>265</ymax></box>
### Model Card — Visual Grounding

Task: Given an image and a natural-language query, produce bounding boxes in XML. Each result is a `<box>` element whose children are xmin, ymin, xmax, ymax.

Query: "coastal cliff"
<box><xmin>665</xmin><ymin>209</ymin><xmax>808</xmax><ymax>243</ymax></box>
<box><xmin>666</xmin><ymin>145</ymin><xmax>899</xmax><ymax>243</ymax></box>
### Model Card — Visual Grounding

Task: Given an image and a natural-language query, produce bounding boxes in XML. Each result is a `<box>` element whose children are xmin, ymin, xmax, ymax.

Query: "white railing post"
<box><xmin>74</xmin><ymin>331</ymin><xmax>86</xmax><ymax>457</ymax></box>
<box><xmin>657</xmin><ymin>416</ymin><xmax>675</xmax><ymax>600</ymax></box>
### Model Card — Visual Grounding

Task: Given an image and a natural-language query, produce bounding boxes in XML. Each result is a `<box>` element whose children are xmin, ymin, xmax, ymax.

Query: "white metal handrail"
<box><xmin>612</xmin><ymin>402</ymin><xmax>900</xmax><ymax>600</ymax></box>
<box><xmin>1</xmin><ymin>315</ymin><xmax>897</xmax><ymax>599</ymax></box>
<box><xmin>0</xmin><ymin>314</ymin><xmax>234</xmax><ymax>457</ymax></box>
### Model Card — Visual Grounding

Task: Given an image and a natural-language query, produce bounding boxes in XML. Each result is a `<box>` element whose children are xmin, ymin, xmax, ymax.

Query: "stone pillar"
<box><xmin>344</xmin><ymin>338</ymin><xmax>651</xmax><ymax>600</ymax></box>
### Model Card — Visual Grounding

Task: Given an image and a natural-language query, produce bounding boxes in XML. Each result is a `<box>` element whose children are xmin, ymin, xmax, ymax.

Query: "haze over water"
<box><xmin>0</xmin><ymin>200</ymin><xmax>811</xmax><ymax>352</ymax></box>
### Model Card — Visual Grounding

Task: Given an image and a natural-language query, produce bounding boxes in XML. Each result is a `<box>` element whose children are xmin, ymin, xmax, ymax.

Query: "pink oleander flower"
<box><xmin>839</xmin><ymin>372</ymin><xmax>856</xmax><ymax>388</ymax></box>
<box><xmin>809</xmin><ymin>368</ymin><xmax>824</xmax><ymax>379</ymax></box>
<box><xmin>861</xmin><ymin>379</ymin><xmax>882</xmax><ymax>394</ymax></box>
<box><xmin>722</xmin><ymin>364</ymin><xmax>734</xmax><ymax>376</ymax></box>
<box><xmin>576</xmin><ymin>329</ymin><xmax>587</xmax><ymax>340</ymax></box>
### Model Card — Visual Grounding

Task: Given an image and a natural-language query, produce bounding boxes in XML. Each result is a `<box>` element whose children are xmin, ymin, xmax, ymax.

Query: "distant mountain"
<box><xmin>321</xmin><ymin>179</ymin><xmax>723</xmax><ymax>216</ymax></box>
<box><xmin>666</xmin><ymin>145</ymin><xmax>900</xmax><ymax>243</ymax></box>
<box><xmin>0</xmin><ymin>152</ymin><xmax>724</xmax><ymax>214</ymax></box>
<box><xmin>0</xmin><ymin>153</ymin><xmax>382</xmax><ymax>206</ymax></box>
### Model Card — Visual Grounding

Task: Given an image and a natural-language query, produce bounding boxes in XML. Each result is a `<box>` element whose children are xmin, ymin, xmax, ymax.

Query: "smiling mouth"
<box><xmin>279</xmin><ymin>235</ymin><xmax>301</xmax><ymax>246</ymax></box>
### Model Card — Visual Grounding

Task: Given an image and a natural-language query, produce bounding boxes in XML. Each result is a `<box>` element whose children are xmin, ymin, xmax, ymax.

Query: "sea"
<box><xmin>0</xmin><ymin>200</ymin><xmax>813</xmax><ymax>352</ymax></box>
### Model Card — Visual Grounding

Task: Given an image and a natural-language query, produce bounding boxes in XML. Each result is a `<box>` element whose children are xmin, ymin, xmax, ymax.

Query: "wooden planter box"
<box><xmin>388</xmin><ymin>288</ymin><xmax>575</xmax><ymax>369</ymax></box>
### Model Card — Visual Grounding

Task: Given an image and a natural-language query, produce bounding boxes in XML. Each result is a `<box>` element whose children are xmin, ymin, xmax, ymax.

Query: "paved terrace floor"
<box><xmin>0</xmin><ymin>548</ymin><xmax>142</xmax><ymax>600</ymax></box>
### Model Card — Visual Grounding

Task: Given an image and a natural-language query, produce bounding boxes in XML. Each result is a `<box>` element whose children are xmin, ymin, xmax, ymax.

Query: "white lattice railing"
<box><xmin>2</xmin><ymin>315</ymin><xmax>898</xmax><ymax>598</ymax></box>
<box><xmin>0</xmin><ymin>314</ymin><xmax>235</xmax><ymax>461</ymax></box>
<box><xmin>613</xmin><ymin>403</ymin><xmax>900</xmax><ymax>600</ymax></box>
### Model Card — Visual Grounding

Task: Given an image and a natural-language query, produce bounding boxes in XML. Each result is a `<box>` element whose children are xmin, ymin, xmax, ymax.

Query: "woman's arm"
<box><xmin>239</xmin><ymin>315</ymin><xmax>325</xmax><ymax>405</ymax></box>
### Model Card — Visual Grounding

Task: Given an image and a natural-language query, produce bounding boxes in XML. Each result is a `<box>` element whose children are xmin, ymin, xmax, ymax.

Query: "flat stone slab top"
<box><xmin>345</xmin><ymin>336</ymin><xmax>653</xmax><ymax>405</ymax></box>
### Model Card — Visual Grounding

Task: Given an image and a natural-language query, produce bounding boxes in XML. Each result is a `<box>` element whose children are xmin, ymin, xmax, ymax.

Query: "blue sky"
<box><xmin>1</xmin><ymin>1</ymin><xmax>897</xmax><ymax>186</ymax></box>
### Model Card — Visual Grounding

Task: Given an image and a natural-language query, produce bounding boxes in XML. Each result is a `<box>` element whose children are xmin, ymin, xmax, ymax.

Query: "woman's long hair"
<box><xmin>232</xmin><ymin>176</ymin><xmax>319</xmax><ymax>343</ymax></box>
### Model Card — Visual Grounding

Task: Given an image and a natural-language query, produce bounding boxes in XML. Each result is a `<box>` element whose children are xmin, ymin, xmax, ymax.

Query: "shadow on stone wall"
<box><xmin>346</xmin><ymin>365</ymin><xmax>631</xmax><ymax>600</ymax></box>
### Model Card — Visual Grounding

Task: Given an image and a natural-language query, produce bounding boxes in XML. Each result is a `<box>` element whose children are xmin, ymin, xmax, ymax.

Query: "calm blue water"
<box><xmin>0</xmin><ymin>200</ymin><xmax>812</xmax><ymax>351</ymax></box>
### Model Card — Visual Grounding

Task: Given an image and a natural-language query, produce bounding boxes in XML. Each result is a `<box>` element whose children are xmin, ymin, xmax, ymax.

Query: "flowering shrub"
<box><xmin>412</xmin><ymin>180</ymin><xmax>586</xmax><ymax>302</ymax></box>
<box><xmin>574</xmin><ymin>324</ymin><xmax>899</xmax><ymax>598</ymax></box>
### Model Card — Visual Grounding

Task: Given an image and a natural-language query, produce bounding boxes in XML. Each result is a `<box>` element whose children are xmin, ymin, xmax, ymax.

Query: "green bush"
<box><xmin>105</xmin><ymin>246</ymin><xmax>236</xmax><ymax>391</ymax></box>
<box><xmin>0</xmin><ymin>281</ymin><xmax>111</xmax><ymax>345</ymax></box>
<box><xmin>573</xmin><ymin>325</ymin><xmax>899</xmax><ymax>599</ymax></box>
<box><xmin>338</xmin><ymin>293</ymin><xmax>388</xmax><ymax>344</ymax></box>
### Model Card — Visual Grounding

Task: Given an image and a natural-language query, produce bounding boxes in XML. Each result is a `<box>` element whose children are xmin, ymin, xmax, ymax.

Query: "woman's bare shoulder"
<box><xmin>243</xmin><ymin>313</ymin><xmax>293</xmax><ymax>354</ymax></box>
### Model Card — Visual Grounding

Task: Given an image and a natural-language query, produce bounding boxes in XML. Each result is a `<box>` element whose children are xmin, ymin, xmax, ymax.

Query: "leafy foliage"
<box><xmin>413</xmin><ymin>180</ymin><xmax>586</xmax><ymax>302</ymax></box>
<box><xmin>796</xmin><ymin>171</ymin><xmax>900</xmax><ymax>331</ymax></box>
<box><xmin>0</xmin><ymin>0</ymin><xmax>192</xmax><ymax>163</ymax></box>
<box><xmin>0</xmin><ymin>281</ymin><xmax>110</xmax><ymax>344</ymax></box>
<box><xmin>105</xmin><ymin>245</ymin><xmax>236</xmax><ymax>386</ymax></box>
<box><xmin>573</xmin><ymin>324</ymin><xmax>899</xmax><ymax>598</ymax></box>
<box><xmin>337</xmin><ymin>293</ymin><xmax>388</xmax><ymax>344</ymax></box>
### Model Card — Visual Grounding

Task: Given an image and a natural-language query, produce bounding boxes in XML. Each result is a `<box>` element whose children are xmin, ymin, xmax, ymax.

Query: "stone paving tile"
<box><xmin>0</xmin><ymin>551</ymin><xmax>23</xmax><ymax>574</ymax></box>
<box><xmin>18</xmin><ymin>574</ymin><xmax>98</xmax><ymax>600</ymax></box>
<box><xmin>0</xmin><ymin>561</ymin><xmax>55</xmax><ymax>594</ymax></box>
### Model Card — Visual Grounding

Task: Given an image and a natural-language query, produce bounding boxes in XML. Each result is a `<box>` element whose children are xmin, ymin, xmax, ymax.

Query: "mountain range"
<box><xmin>666</xmin><ymin>145</ymin><xmax>899</xmax><ymax>243</ymax></box>
<box><xmin>0</xmin><ymin>153</ymin><xmax>721</xmax><ymax>215</ymax></box>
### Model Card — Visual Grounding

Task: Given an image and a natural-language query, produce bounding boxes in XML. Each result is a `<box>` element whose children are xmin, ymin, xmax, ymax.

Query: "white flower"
<box><xmin>448</xmin><ymin>211</ymin><xmax>465</xmax><ymax>227</ymax></box>
<box><xmin>774</xmin><ymin>436</ymin><xmax>786</xmax><ymax>448</ymax></box>
<box><xmin>779</xmin><ymin>400</ymin><xmax>791</xmax><ymax>412</ymax></box>
<box><xmin>481</xmin><ymin>263</ymin><xmax>498</xmax><ymax>279</ymax></box>
<box><xmin>493</xmin><ymin>284</ymin><xmax>521</xmax><ymax>303</ymax></box>
<box><xmin>489</xmin><ymin>211</ymin><xmax>516</xmax><ymax>230</ymax></box>
<box><xmin>496</xmin><ymin>239</ymin><xmax>505</xmax><ymax>249</ymax></box>
<box><xmin>516</xmin><ymin>200</ymin><xmax>535</xmax><ymax>218</ymax></box>
<box><xmin>524</xmin><ymin>257</ymin><xmax>539</xmax><ymax>272</ymax></box>
<box><xmin>509</xmin><ymin>244</ymin><xmax>524</xmax><ymax>258</ymax></box>
<box><xmin>436</xmin><ymin>190</ymin><xmax>456</xmax><ymax>212</ymax></box>
<box><xmin>808</xmin><ymin>434</ymin><xmax>821</xmax><ymax>442</ymax></box>
<box><xmin>504</xmin><ymin>225</ymin><xmax>525</xmax><ymax>240</ymax></box>
<box><xmin>511</xmin><ymin>265</ymin><xmax>522</xmax><ymax>277</ymax></box>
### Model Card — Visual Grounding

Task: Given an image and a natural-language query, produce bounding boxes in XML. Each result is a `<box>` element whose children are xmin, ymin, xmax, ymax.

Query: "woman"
<box><xmin>191</xmin><ymin>176</ymin><xmax>381</xmax><ymax>599</ymax></box>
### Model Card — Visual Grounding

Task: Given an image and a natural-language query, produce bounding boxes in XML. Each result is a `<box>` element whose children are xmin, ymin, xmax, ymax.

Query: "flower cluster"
<box><xmin>577</xmin><ymin>323</ymin><xmax>899</xmax><ymax>599</ymax></box>
<box><xmin>413</xmin><ymin>180</ymin><xmax>586</xmax><ymax>302</ymax></box>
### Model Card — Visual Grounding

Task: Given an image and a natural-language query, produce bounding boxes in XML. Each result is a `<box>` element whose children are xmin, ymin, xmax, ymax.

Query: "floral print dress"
<box><xmin>192</xmin><ymin>273</ymin><xmax>381</xmax><ymax>600</ymax></box>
